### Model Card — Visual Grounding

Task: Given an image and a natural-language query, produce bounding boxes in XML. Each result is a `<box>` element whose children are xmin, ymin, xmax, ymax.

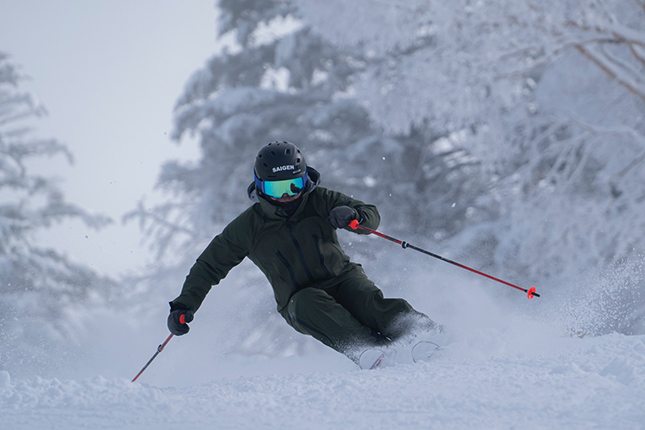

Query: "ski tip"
<box><xmin>411</xmin><ymin>341</ymin><xmax>440</xmax><ymax>363</ymax></box>
<box><xmin>358</xmin><ymin>349</ymin><xmax>386</xmax><ymax>370</ymax></box>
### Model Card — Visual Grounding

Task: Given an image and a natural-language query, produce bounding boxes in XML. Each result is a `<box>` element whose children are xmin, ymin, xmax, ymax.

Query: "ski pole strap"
<box><xmin>348</xmin><ymin>220</ymin><xmax>540</xmax><ymax>299</ymax></box>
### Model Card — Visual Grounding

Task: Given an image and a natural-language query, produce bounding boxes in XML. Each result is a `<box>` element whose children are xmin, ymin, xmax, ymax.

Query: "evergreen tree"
<box><xmin>0</xmin><ymin>52</ymin><xmax>113</xmax><ymax>375</ymax></box>
<box><xmin>130</xmin><ymin>0</ymin><xmax>485</xmax><ymax>357</ymax></box>
<box><xmin>139</xmin><ymin>0</ymin><xmax>484</xmax><ymax>252</ymax></box>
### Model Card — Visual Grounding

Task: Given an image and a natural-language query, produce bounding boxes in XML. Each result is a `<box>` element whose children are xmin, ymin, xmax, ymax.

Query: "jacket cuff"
<box><xmin>354</xmin><ymin>208</ymin><xmax>365</xmax><ymax>225</ymax></box>
<box><xmin>169</xmin><ymin>301</ymin><xmax>191</xmax><ymax>312</ymax></box>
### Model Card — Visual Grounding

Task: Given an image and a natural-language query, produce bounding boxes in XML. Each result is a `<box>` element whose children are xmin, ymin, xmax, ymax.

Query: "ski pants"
<box><xmin>279</xmin><ymin>268</ymin><xmax>433</xmax><ymax>361</ymax></box>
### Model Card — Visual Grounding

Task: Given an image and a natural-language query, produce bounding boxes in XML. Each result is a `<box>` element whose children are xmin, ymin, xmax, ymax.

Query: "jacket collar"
<box><xmin>247</xmin><ymin>167</ymin><xmax>321</xmax><ymax>219</ymax></box>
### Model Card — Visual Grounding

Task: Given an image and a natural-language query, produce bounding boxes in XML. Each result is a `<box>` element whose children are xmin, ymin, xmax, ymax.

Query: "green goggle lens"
<box><xmin>261</xmin><ymin>176</ymin><xmax>305</xmax><ymax>198</ymax></box>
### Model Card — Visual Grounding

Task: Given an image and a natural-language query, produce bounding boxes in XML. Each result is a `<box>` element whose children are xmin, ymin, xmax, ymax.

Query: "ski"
<box><xmin>359</xmin><ymin>348</ymin><xmax>388</xmax><ymax>370</ymax></box>
<box><xmin>411</xmin><ymin>340</ymin><xmax>440</xmax><ymax>363</ymax></box>
<box><xmin>359</xmin><ymin>340</ymin><xmax>441</xmax><ymax>370</ymax></box>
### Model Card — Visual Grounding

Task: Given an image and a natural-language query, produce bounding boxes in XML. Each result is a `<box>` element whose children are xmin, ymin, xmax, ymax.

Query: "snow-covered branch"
<box><xmin>576</xmin><ymin>45</ymin><xmax>645</xmax><ymax>101</ymax></box>
<box><xmin>631</xmin><ymin>45</ymin><xmax>645</xmax><ymax>68</ymax></box>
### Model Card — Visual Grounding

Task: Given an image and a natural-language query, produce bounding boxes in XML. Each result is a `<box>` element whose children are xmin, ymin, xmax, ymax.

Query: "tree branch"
<box><xmin>494</xmin><ymin>33</ymin><xmax>620</xmax><ymax>80</ymax></box>
<box><xmin>596</xmin><ymin>43</ymin><xmax>645</xmax><ymax>85</ymax></box>
<box><xmin>565</xmin><ymin>20</ymin><xmax>645</xmax><ymax>47</ymax></box>
<box><xmin>563</xmin><ymin>116</ymin><xmax>645</xmax><ymax>179</ymax></box>
<box><xmin>631</xmin><ymin>44</ymin><xmax>645</xmax><ymax>69</ymax></box>
<box><xmin>575</xmin><ymin>45</ymin><xmax>645</xmax><ymax>102</ymax></box>
<box><xmin>123</xmin><ymin>202</ymin><xmax>197</xmax><ymax>239</ymax></box>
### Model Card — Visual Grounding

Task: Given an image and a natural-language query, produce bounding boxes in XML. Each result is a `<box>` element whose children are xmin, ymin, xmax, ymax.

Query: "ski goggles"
<box><xmin>256</xmin><ymin>175</ymin><xmax>306</xmax><ymax>199</ymax></box>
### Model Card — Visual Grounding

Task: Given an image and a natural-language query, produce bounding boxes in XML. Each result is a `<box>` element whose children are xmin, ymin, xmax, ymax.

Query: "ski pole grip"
<box><xmin>179</xmin><ymin>314</ymin><xmax>186</xmax><ymax>325</ymax></box>
<box><xmin>349</xmin><ymin>219</ymin><xmax>360</xmax><ymax>230</ymax></box>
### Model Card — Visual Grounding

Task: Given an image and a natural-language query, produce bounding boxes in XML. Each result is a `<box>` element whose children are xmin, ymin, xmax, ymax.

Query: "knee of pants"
<box><xmin>368</xmin><ymin>290</ymin><xmax>413</xmax><ymax>315</ymax></box>
<box><xmin>287</xmin><ymin>287</ymin><xmax>333</xmax><ymax>322</ymax></box>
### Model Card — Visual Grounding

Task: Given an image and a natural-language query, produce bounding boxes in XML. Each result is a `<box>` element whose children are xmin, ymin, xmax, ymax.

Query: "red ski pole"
<box><xmin>131</xmin><ymin>315</ymin><xmax>187</xmax><ymax>382</ymax></box>
<box><xmin>131</xmin><ymin>333</ymin><xmax>174</xmax><ymax>382</ymax></box>
<box><xmin>349</xmin><ymin>220</ymin><xmax>539</xmax><ymax>299</ymax></box>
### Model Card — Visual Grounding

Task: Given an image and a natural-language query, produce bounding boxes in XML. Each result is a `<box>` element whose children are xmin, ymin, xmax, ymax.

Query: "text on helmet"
<box><xmin>272</xmin><ymin>165</ymin><xmax>295</xmax><ymax>173</ymax></box>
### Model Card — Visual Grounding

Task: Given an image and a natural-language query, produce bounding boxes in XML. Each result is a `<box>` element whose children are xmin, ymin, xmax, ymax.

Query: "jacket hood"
<box><xmin>247</xmin><ymin>166</ymin><xmax>320</xmax><ymax>203</ymax></box>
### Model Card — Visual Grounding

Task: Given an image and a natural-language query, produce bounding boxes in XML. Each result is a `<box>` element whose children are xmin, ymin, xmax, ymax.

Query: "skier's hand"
<box><xmin>327</xmin><ymin>206</ymin><xmax>357</xmax><ymax>229</ymax></box>
<box><xmin>167</xmin><ymin>307</ymin><xmax>194</xmax><ymax>336</ymax></box>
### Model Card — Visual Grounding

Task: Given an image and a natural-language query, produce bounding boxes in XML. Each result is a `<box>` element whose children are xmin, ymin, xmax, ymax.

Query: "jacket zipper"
<box><xmin>312</xmin><ymin>234</ymin><xmax>331</xmax><ymax>277</ymax></box>
<box><xmin>286</xmin><ymin>220</ymin><xmax>316</xmax><ymax>285</ymax></box>
<box><xmin>276</xmin><ymin>251</ymin><xmax>299</xmax><ymax>289</ymax></box>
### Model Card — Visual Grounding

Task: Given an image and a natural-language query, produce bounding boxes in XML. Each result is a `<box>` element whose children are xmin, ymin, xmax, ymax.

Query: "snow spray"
<box><xmin>349</xmin><ymin>220</ymin><xmax>539</xmax><ymax>299</ymax></box>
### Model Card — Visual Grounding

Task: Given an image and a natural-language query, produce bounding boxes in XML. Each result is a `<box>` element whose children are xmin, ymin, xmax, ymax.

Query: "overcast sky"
<box><xmin>0</xmin><ymin>0</ymin><xmax>217</xmax><ymax>274</ymax></box>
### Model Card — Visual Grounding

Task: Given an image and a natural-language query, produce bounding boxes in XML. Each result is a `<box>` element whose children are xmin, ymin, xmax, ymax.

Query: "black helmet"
<box><xmin>254</xmin><ymin>141</ymin><xmax>306</xmax><ymax>181</ymax></box>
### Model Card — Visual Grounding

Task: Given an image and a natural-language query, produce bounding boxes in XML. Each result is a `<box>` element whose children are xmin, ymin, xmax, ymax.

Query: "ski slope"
<box><xmin>3</xmin><ymin>332</ymin><xmax>644</xmax><ymax>430</ymax></box>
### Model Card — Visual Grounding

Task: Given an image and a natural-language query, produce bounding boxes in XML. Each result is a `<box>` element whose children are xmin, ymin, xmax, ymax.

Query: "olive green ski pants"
<box><xmin>279</xmin><ymin>268</ymin><xmax>432</xmax><ymax>362</ymax></box>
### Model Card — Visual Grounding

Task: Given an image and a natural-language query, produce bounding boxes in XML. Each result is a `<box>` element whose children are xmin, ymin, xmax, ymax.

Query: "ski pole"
<box><xmin>131</xmin><ymin>333</ymin><xmax>174</xmax><ymax>382</ymax></box>
<box><xmin>349</xmin><ymin>220</ymin><xmax>540</xmax><ymax>299</ymax></box>
<box><xmin>131</xmin><ymin>313</ymin><xmax>188</xmax><ymax>382</ymax></box>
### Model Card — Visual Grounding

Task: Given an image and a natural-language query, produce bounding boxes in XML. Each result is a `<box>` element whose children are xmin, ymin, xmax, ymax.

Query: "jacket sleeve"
<box><xmin>170</xmin><ymin>211</ymin><xmax>252</xmax><ymax>312</ymax></box>
<box><xmin>317</xmin><ymin>187</ymin><xmax>380</xmax><ymax>235</ymax></box>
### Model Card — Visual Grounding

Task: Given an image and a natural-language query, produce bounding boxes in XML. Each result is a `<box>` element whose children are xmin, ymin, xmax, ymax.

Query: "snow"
<box><xmin>3</xmin><ymin>331</ymin><xmax>644</xmax><ymax>429</ymax></box>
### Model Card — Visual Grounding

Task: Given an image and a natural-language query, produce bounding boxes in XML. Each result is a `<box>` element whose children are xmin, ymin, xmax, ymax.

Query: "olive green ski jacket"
<box><xmin>170</xmin><ymin>167</ymin><xmax>380</xmax><ymax>313</ymax></box>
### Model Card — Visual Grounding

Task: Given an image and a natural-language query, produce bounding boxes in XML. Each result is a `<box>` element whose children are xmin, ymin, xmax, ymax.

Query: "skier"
<box><xmin>167</xmin><ymin>141</ymin><xmax>439</xmax><ymax>363</ymax></box>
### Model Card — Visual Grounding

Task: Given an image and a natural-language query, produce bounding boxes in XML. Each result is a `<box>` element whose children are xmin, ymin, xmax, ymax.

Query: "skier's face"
<box><xmin>270</xmin><ymin>191</ymin><xmax>303</xmax><ymax>203</ymax></box>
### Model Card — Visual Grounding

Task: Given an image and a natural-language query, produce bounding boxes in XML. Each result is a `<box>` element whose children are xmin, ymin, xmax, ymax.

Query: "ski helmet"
<box><xmin>254</xmin><ymin>141</ymin><xmax>307</xmax><ymax>199</ymax></box>
<box><xmin>254</xmin><ymin>141</ymin><xmax>306</xmax><ymax>181</ymax></box>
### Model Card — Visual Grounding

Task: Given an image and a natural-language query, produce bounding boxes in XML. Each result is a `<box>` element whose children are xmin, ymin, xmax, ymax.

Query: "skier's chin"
<box><xmin>271</xmin><ymin>193</ymin><xmax>302</xmax><ymax>203</ymax></box>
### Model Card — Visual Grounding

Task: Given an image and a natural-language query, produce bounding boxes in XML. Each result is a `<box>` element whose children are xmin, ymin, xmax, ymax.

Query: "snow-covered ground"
<box><xmin>3</xmin><ymin>257</ymin><xmax>644</xmax><ymax>429</ymax></box>
<box><xmin>3</xmin><ymin>330</ymin><xmax>644</xmax><ymax>430</ymax></box>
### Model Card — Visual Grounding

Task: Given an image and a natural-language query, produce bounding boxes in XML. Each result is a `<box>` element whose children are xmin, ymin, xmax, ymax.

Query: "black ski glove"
<box><xmin>327</xmin><ymin>206</ymin><xmax>357</xmax><ymax>229</ymax></box>
<box><xmin>167</xmin><ymin>305</ymin><xmax>194</xmax><ymax>336</ymax></box>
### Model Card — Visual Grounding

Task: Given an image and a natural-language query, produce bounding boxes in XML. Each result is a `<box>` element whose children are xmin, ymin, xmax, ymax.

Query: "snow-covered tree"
<box><xmin>138</xmin><ymin>1</ymin><xmax>486</xmax><ymax>248</ymax></box>
<box><xmin>294</xmin><ymin>0</ymin><xmax>645</xmax><ymax>333</ymax></box>
<box><xmin>0</xmin><ymin>52</ymin><xmax>113</xmax><ymax>375</ymax></box>
<box><xmin>133</xmin><ymin>0</ymin><xmax>645</xmax><ymax>353</ymax></box>
<box><xmin>127</xmin><ymin>0</ymin><xmax>487</xmax><ymax>358</ymax></box>
<box><xmin>129</xmin><ymin>0</ymin><xmax>372</xmax><ymax>356</ymax></box>
<box><xmin>295</xmin><ymin>0</ymin><xmax>644</xmax><ymax>132</ymax></box>
<box><xmin>293</xmin><ymin>1</ymin><xmax>645</xmax><ymax>266</ymax></box>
